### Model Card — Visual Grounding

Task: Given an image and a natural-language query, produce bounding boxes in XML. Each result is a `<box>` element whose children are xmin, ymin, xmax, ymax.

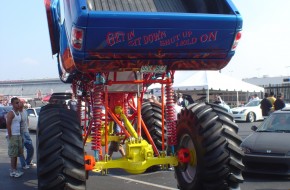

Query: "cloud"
<box><xmin>21</xmin><ymin>57</ymin><xmax>39</xmax><ymax>65</ymax></box>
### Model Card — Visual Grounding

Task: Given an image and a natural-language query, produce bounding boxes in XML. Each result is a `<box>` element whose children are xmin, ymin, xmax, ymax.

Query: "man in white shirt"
<box><xmin>6</xmin><ymin>97</ymin><xmax>24</xmax><ymax>177</ymax></box>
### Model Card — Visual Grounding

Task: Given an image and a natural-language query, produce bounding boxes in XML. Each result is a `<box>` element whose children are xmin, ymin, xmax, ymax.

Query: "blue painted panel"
<box><xmin>44</xmin><ymin>0</ymin><xmax>61</xmax><ymax>55</ymax></box>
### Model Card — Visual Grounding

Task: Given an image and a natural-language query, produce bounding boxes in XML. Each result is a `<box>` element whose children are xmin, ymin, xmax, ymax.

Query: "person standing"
<box><xmin>213</xmin><ymin>95</ymin><xmax>222</xmax><ymax>104</ymax></box>
<box><xmin>174</xmin><ymin>93</ymin><xmax>182</xmax><ymax>121</ymax></box>
<box><xmin>260</xmin><ymin>93</ymin><xmax>272</xmax><ymax>118</ymax></box>
<box><xmin>108</xmin><ymin>123</ymin><xmax>125</xmax><ymax>158</ymax></box>
<box><xmin>252</xmin><ymin>94</ymin><xmax>260</xmax><ymax>101</ymax></box>
<box><xmin>267</xmin><ymin>91</ymin><xmax>276</xmax><ymax>112</ymax></box>
<box><xmin>177</xmin><ymin>93</ymin><xmax>183</xmax><ymax>106</ymax></box>
<box><xmin>67</xmin><ymin>94</ymin><xmax>78</xmax><ymax>111</ymax></box>
<box><xmin>274</xmin><ymin>93</ymin><xmax>286</xmax><ymax>111</ymax></box>
<box><xmin>19</xmin><ymin>102</ymin><xmax>36</xmax><ymax>169</ymax></box>
<box><xmin>6</xmin><ymin>97</ymin><xmax>24</xmax><ymax>177</ymax></box>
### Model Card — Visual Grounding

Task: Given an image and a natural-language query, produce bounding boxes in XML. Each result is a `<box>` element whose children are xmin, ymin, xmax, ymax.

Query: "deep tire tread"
<box><xmin>175</xmin><ymin>102</ymin><xmax>244</xmax><ymax>190</ymax></box>
<box><xmin>141</xmin><ymin>102</ymin><xmax>167</xmax><ymax>151</ymax></box>
<box><xmin>37</xmin><ymin>104</ymin><xmax>86</xmax><ymax>190</ymax></box>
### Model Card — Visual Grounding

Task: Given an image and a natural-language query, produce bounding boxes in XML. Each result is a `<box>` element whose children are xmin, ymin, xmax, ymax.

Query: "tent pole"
<box><xmin>207</xmin><ymin>88</ymin><xmax>209</xmax><ymax>102</ymax></box>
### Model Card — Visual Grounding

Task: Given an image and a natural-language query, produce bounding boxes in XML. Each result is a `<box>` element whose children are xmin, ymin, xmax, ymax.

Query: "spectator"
<box><xmin>213</xmin><ymin>95</ymin><xmax>231</xmax><ymax>113</ymax></box>
<box><xmin>274</xmin><ymin>93</ymin><xmax>286</xmax><ymax>111</ymax></box>
<box><xmin>267</xmin><ymin>91</ymin><xmax>276</xmax><ymax>111</ymax></box>
<box><xmin>6</xmin><ymin>97</ymin><xmax>24</xmax><ymax>177</ymax></box>
<box><xmin>19</xmin><ymin>102</ymin><xmax>36</xmax><ymax>170</ymax></box>
<box><xmin>36</xmin><ymin>89</ymin><xmax>42</xmax><ymax>100</ymax></box>
<box><xmin>260</xmin><ymin>93</ymin><xmax>272</xmax><ymax>118</ymax></box>
<box><xmin>68</xmin><ymin>94</ymin><xmax>78</xmax><ymax>111</ymax></box>
<box><xmin>108</xmin><ymin>123</ymin><xmax>125</xmax><ymax>158</ymax></box>
<box><xmin>173</xmin><ymin>94</ymin><xmax>182</xmax><ymax>121</ymax></box>
<box><xmin>0</xmin><ymin>100</ymin><xmax>4</xmax><ymax>106</ymax></box>
<box><xmin>178</xmin><ymin>93</ymin><xmax>183</xmax><ymax>106</ymax></box>
<box><xmin>213</xmin><ymin>95</ymin><xmax>222</xmax><ymax>104</ymax></box>
<box><xmin>180</xmin><ymin>94</ymin><xmax>190</xmax><ymax>107</ymax></box>
<box><xmin>248</xmin><ymin>95</ymin><xmax>253</xmax><ymax>102</ymax></box>
<box><xmin>249</xmin><ymin>94</ymin><xmax>260</xmax><ymax>102</ymax></box>
<box><xmin>252</xmin><ymin>94</ymin><xmax>260</xmax><ymax>101</ymax></box>
<box><xmin>150</xmin><ymin>95</ymin><xmax>162</xmax><ymax>106</ymax></box>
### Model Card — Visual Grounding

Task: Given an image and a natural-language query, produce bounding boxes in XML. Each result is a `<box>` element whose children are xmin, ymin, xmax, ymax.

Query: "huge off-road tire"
<box><xmin>141</xmin><ymin>102</ymin><xmax>167</xmax><ymax>151</ymax></box>
<box><xmin>37</xmin><ymin>104</ymin><xmax>86</xmax><ymax>190</ymax></box>
<box><xmin>175</xmin><ymin>103</ymin><xmax>244</xmax><ymax>190</ymax></box>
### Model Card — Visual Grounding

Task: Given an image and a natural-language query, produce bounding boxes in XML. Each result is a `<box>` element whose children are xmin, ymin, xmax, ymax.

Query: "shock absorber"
<box><xmin>91</xmin><ymin>85</ymin><xmax>104</xmax><ymax>161</ymax></box>
<box><xmin>91</xmin><ymin>86</ymin><xmax>103</xmax><ymax>159</ymax></box>
<box><xmin>165</xmin><ymin>82</ymin><xmax>177</xmax><ymax>151</ymax></box>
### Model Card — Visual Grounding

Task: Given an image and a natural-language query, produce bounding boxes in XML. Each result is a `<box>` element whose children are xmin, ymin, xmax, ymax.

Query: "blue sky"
<box><xmin>0</xmin><ymin>0</ymin><xmax>290</xmax><ymax>80</ymax></box>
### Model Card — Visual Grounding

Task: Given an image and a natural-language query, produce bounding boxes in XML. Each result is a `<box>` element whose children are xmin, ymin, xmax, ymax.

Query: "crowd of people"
<box><xmin>5</xmin><ymin>97</ymin><xmax>36</xmax><ymax>178</ymax></box>
<box><xmin>260</xmin><ymin>91</ymin><xmax>286</xmax><ymax>118</ymax></box>
<box><xmin>212</xmin><ymin>91</ymin><xmax>286</xmax><ymax>117</ymax></box>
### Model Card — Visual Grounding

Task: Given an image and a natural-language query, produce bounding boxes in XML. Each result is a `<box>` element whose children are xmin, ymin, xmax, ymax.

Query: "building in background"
<box><xmin>243</xmin><ymin>76</ymin><xmax>290</xmax><ymax>103</ymax></box>
<box><xmin>0</xmin><ymin>78</ymin><xmax>71</xmax><ymax>98</ymax></box>
<box><xmin>0</xmin><ymin>78</ymin><xmax>71</xmax><ymax>107</ymax></box>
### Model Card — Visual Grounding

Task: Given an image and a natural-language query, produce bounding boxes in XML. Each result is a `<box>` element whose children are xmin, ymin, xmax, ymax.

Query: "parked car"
<box><xmin>217</xmin><ymin>101</ymin><xmax>232</xmax><ymax>113</ymax></box>
<box><xmin>241</xmin><ymin>108</ymin><xmax>290</xmax><ymax>175</ymax></box>
<box><xmin>0</xmin><ymin>106</ymin><xmax>12</xmax><ymax>128</ymax></box>
<box><xmin>231</xmin><ymin>100</ymin><xmax>263</xmax><ymax>122</ymax></box>
<box><xmin>27</xmin><ymin>107</ymin><xmax>41</xmax><ymax>131</ymax></box>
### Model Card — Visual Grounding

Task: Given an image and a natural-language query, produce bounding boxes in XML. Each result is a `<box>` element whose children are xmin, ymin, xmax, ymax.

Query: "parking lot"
<box><xmin>1</xmin><ymin>122</ymin><xmax>290</xmax><ymax>190</ymax></box>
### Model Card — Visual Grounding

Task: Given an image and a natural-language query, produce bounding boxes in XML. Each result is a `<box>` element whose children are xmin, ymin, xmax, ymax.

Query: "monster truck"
<box><xmin>39</xmin><ymin>0</ymin><xmax>244</xmax><ymax>189</ymax></box>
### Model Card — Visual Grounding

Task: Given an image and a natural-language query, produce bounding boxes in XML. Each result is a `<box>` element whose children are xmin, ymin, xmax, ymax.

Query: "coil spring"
<box><xmin>165</xmin><ymin>83</ymin><xmax>177</xmax><ymax>146</ymax></box>
<box><xmin>91</xmin><ymin>86</ymin><xmax>104</xmax><ymax>155</ymax></box>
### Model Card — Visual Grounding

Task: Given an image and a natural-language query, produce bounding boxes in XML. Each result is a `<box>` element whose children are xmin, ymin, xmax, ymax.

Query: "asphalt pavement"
<box><xmin>1</xmin><ymin>122</ymin><xmax>290</xmax><ymax>190</ymax></box>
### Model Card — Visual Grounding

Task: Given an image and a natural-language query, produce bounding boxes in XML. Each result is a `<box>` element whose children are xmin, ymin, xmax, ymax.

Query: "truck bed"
<box><xmin>87</xmin><ymin>0</ymin><xmax>233</xmax><ymax>14</ymax></box>
<box><xmin>87</xmin><ymin>0</ymin><xmax>187</xmax><ymax>12</ymax></box>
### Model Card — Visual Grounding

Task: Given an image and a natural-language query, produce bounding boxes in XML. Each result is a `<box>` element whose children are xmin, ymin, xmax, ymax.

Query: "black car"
<box><xmin>241</xmin><ymin>108</ymin><xmax>290</xmax><ymax>175</ymax></box>
<box><xmin>49</xmin><ymin>92</ymin><xmax>72</xmax><ymax>105</ymax></box>
<box><xmin>0</xmin><ymin>106</ymin><xmax>12</xmax><ymax>128</ymax></box>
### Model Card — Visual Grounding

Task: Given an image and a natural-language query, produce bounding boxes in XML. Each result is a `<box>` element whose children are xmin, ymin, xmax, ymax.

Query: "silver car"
<box><xmin>27</xmin><ymin>107</ymin><xmax>41</xmax><ymax>131</ymax></box>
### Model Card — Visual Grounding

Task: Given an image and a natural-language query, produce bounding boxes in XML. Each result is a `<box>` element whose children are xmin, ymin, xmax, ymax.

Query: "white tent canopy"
<box><xmin>172</xmin><ymin>71</ymin><xmax>264</xmax><ymax>92</ymax></box>
<box><xmin>149</xmin><ymin>71</ymin><xmax>264</xmax><ymax>103</ymax></box>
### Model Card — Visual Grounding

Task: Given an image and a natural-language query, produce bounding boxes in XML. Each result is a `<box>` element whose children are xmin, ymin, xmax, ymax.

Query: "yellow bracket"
<box><xmin>92</xmin><ymin>156</ymin><xmax>178</xmax><ymax>174</ymax></box>
<box><xmin>93</xmin><ymin>155</ymin><xmax>178</xmax><ymax>174</ymax></box>
<box><xmin>92</xmin><ymin>139</ymin><xmax>178</xmax><ymax>174</ymax></box>
<box><xmin>115</xmin><ymin>106</ymin><xmax>138</xmax><ymax>139</ymax></box>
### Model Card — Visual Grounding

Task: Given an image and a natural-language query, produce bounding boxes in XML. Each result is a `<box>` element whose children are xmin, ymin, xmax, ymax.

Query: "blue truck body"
<box><xmin>45</xmin><ymin>0</ymin><xmax>242</xmax><ymax>78</ymax></box>
<box><xmin>41</xmin><ymin>1</ymin><xmax>245</xmax><ymax>190</ymax></box>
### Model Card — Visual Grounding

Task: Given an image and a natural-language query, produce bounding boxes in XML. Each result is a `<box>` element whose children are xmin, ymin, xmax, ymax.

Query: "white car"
<box><xmin>27</xmin><ymin>107</ymin><xmax>41</xmax><ymax>131</ymax></box>
<box><xmin>231</xmin><ymin>100</ymin><xmax>263</xmax><ymax>122</ymax></box>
